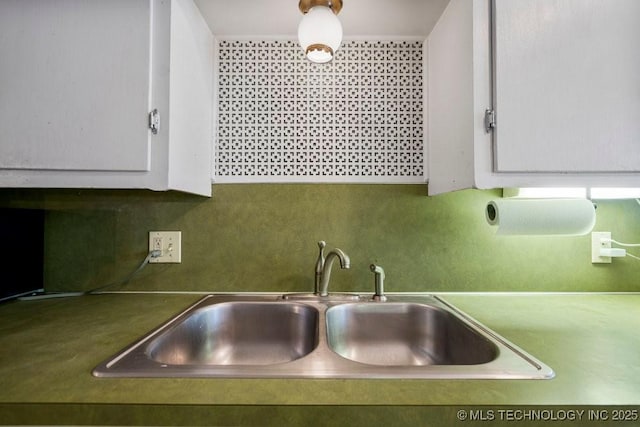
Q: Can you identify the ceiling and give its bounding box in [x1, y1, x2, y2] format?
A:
[194, 0, 450, 37]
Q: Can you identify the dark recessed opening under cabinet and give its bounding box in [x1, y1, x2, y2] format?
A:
[0, 208, 44, 302]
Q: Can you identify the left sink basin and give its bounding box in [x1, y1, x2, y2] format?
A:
[93, 296, 321, 377]
[147, 302, 319, 366]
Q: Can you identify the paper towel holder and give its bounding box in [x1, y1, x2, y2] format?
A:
[486, 198, 597, 236]
[485, 199, 595, 222]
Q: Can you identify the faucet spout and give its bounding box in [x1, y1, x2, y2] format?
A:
[318, 248, 350, 297]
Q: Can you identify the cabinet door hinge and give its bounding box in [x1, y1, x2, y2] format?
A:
[149, 109, 160, 135]
[484, 109, 496, 133]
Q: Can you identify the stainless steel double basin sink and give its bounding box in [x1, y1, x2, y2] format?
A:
[93, 294, 554, 379]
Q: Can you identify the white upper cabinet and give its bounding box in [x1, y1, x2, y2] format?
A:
[0, 1, 152, 172]
[493, 0, 640, 174]
[427, 0, 640, 194]
[0, 0, 214, 196]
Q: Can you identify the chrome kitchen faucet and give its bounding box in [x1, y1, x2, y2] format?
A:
[315, 241, 350, 297]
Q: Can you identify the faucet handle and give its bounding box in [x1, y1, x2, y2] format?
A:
[370, 264, 387, 302]
[314, 241, 326, 294]
[316, 241, 326, 268]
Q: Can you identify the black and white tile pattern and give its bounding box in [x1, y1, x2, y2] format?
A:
[215, 39, 424, 182]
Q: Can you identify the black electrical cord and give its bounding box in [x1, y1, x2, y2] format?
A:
[18, 250, 161, 301]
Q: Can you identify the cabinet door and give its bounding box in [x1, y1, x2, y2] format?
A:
[492, 0, 640, 173]
[0, 0, 152, 171]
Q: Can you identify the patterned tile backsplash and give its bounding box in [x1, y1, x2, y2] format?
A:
[215, 39, 425, 182]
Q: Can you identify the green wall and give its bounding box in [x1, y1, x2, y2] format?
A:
[2, 184, 639, 293]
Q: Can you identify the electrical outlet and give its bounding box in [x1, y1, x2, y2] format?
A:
[591, 231, 611, 264]
[149, 231, 182, 263]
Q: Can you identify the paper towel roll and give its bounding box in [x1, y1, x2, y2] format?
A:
[486, 199, 596, 236]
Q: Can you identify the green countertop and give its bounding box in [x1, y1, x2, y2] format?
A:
[1, 292, 639, 425]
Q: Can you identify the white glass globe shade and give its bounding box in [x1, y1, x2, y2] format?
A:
[297, 6, 343, 63]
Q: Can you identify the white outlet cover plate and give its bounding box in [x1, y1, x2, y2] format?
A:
[149, 231, 182, 263]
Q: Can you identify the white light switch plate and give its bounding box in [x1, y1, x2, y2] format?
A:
[149, 231, 182, 263]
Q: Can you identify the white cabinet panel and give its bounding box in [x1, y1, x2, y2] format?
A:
[0, 0, 151, 171]
[427, 0, 640, 195]
[0, 0, 213, 196]
[493, 0, 640, 173]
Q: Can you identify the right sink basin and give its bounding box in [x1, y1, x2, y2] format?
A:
[326, 303, 498, 366]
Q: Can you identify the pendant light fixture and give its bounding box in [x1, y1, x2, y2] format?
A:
[297, 0, 343, 64]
